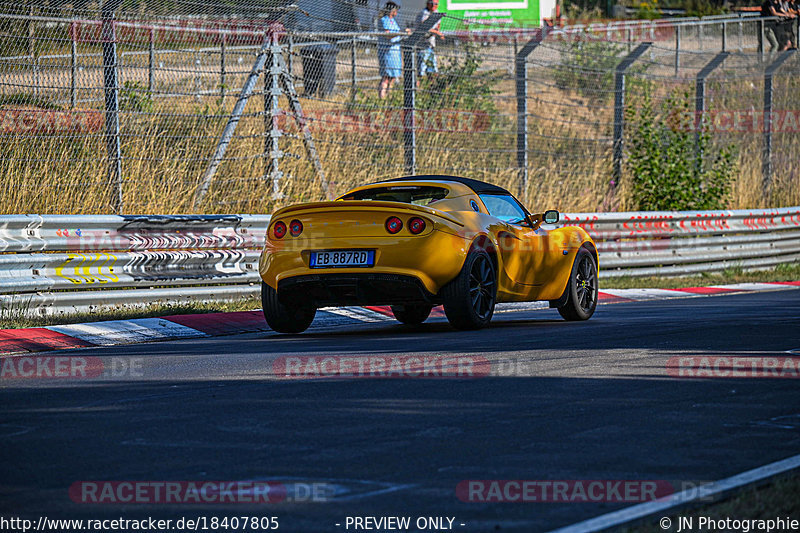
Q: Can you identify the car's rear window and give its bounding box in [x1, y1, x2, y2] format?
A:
[339, 186, 448, 206]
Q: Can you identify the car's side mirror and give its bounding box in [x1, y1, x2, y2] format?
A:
[529, 210, 559, 230]
[544, 210, 560, 224]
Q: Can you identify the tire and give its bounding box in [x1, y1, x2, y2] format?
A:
[261, 282, 316, 334]
[440, 250, 496, 330]
[558, 248, 598, 321]
[391, 304, 433, 325]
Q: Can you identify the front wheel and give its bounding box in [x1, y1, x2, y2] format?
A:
[391, 304, 433, 325]
[558, 248, 598, 321]
[440, 250, 496, 330]
[261, 282, 316, 334]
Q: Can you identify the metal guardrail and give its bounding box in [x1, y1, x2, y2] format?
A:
[561, 206, 800, 277]
[1, 208, 798, 317]
[0, 214, 267, 317]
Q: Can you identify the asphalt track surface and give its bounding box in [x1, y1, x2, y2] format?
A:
[2, 290, 799, 532]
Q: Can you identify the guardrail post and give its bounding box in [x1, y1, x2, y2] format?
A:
[516, 34, 544, 198]
[612, 43, 651, 187]
[695, 52, 728, 161]
[102, 0, 123, 214]
[675, 25, 681, 76]
[70, 22, 77, 108]
[148, 27, 155, 94]
[402, 12, 443, 175]
[763, 49, 796, 194]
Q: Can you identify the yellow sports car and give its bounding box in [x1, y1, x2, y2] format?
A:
[259, 175, 598, 333]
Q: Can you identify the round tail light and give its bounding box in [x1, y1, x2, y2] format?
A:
[272, 221, 287, 239]
[408, 217, 426, 235]
[290, 219, 303, 237]
[385, 216, 403, 234]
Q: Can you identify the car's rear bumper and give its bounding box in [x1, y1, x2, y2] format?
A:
[259, 229, 470, 296]
[278, 273, 439, 307]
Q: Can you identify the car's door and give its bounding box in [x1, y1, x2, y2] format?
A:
[478, 194, 547, 287]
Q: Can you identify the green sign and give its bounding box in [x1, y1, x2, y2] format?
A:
[439, 0, 541, 30]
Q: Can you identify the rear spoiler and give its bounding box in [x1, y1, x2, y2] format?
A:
[272, 200, 465, 227]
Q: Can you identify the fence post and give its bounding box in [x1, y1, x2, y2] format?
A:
[515, 36, 542, 199]
[264, 32, 284, 199]
[758, 20, 764, 62]
[220, 33, 226, 102]
[763, 49, 796, 194]
[287, 34, 294, 77]
[33, 55, 39, 99]
[148, 27, 155, 94]
[721, 21, 727, 51]
[612, 43, 651, 187]
[26, 2, 35, 57]
[351, 35, 357, 103]
[695, 52, 728, 160]
[675, 25, 681, 76]
[698, 22, 704, 51]
[194, 50, 201, 98]
[102, 0, 123, 214]
[738, 18, 743, 52]
[70, 22, 77, 109]
[402, 12, 443, 175]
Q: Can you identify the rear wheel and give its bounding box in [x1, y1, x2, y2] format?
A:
[440, 250, 496, 330]
[558, 248, 598, 321]
[261, 282, 316, 333]
[391, 304, 433, 325]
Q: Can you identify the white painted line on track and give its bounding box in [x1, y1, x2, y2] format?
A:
[48, 318, 205, 346]
[545, 453, 800, 533]
[598, 288, 694, 300]
[709, 282, 794, 291]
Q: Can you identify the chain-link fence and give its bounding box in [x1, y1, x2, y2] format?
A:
[0, 1, 798, 215]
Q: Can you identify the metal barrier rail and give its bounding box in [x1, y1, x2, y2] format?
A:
[561, 206, 800, 277]
[0, 214, 267, 316]
[1, 208, 798, 316]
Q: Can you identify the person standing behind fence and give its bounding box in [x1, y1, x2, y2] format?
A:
[378, 2, 410, 99]
[413, 0, 445, 79]
[762, 0, 790, 54]
[777, 0, 795, 49]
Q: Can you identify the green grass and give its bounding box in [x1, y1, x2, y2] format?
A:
[623, 473, 800, 533]
[0, 263, 797, 330]
[602, 263, 800, 290]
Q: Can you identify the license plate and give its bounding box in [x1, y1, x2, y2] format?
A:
[310, 250, 375, 268]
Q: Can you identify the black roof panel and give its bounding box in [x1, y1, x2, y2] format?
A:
[378, 175, 511, 195]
